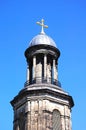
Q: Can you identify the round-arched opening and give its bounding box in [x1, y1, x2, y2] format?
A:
[53, 109, 61, 130]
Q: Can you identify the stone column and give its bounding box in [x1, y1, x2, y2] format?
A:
[25, 113, 29, 130]
[31, 101, 35, 130]
[64, 105, 71, 130]
[53, 59, 57, 80]
[16, 124, 19, 130]
[25, 102, 31, 130]
[33, 56, 36, 80]
[13, 121, 19, 130]
[56, 62, 58, 81]
[26, 65, 29, 81]
[47, 63, 51, 83]
[60, 115, 65, 130]
[44, 54, 47, 79]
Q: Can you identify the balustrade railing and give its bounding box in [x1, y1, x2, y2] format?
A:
[24, 77, 61, 87]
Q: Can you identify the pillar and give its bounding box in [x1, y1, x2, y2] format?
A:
[16, 124, 19, 130]
[47, 63, 51, 83]
[53, 59, 57, 80]
[25, 102, 31, 130]
[13, 121, 19, 130]
[60, 115, 65, 130]
[33, 56, 36, 80]
[26, 65, 29, 81]
[56, 62, 58, 81]
[44, 54, 47, 79]
[64, 106, 71, 130]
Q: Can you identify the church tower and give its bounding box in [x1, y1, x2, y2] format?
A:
[11, 19, 74, 130]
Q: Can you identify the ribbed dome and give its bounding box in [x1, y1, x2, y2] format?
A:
[29, 33, 57, 48]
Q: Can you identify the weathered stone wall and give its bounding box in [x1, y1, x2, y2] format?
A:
[13, 98, 72, 130]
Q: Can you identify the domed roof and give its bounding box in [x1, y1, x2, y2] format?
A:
[29, 19, 57, 48]
[29, 33, 57, 48]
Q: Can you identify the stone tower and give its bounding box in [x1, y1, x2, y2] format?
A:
[11, 19, 74, 130]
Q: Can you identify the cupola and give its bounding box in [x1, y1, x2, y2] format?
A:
[24, 19, 61, 87]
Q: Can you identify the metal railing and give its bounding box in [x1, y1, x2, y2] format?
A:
[24, 77, 61, 87]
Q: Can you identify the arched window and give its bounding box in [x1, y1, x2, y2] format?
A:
[53, 109, 61, 130]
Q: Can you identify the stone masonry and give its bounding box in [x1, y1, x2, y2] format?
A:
[11, 22, 74, 130]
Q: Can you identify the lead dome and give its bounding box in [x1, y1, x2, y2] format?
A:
[29, 33, 57, 48]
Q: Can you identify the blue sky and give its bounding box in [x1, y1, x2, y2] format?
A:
[0, 0, 86, 130]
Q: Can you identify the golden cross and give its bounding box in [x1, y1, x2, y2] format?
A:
[36, 19, 48, 34]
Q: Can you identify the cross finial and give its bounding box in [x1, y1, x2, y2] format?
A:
[36, 19, 48, 34]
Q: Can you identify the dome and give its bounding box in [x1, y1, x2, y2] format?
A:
[29, 33, 57, 48]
